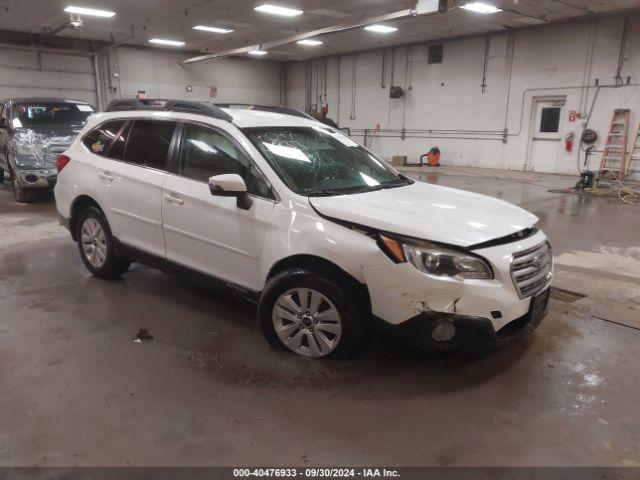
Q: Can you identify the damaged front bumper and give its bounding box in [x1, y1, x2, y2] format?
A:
[378, 288, 549, 351]
[10, 128, 74, 190]
[363, 230, 552, 351]
[14, 167, 57, 189]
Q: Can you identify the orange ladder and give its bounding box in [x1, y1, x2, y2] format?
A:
[627, 122, 640, 177]
[599, 109, 631, 181]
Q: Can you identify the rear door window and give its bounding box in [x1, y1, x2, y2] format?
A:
[124, 120, 176, 171]
[83, 121, 127, 156]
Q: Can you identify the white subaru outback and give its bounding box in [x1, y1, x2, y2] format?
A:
[54, 100, 553, 359]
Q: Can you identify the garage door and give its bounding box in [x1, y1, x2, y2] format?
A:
[0, 47, 97, 106]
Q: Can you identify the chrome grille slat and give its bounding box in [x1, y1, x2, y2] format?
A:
[512, 244, 548, 266]
[510, 242, 553, 299]
[518, 269, 550, 288]
[512, 265, 538, 277]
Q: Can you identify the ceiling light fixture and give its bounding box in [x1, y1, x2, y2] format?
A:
[364, 24, 398, 34]
[255, 4, 303, 17]
[297, 39, 323, 46]
[149, 38, 186, 47]
[460, 2, 502, 14]
[248, 50, 268, 56]
[64, 6, 116, 17]
[193, 25, 234, 34]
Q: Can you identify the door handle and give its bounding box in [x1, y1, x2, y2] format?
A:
[164, 193, 184, 206]
[99, 171, 114, 181]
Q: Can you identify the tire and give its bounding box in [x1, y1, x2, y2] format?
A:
[258, 268, 368, 359]
[0, 168, 4, 183]
[76, 206, 130, 280]
[9, 167, 36, 203]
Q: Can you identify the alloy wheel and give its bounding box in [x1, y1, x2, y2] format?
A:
[81, 218, 108, 269]
[272, 288, 343, 358]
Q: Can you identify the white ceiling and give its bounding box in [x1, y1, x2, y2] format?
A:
[0, 0, 638, 61]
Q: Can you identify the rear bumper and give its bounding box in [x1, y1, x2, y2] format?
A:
[384, 288, 550, 351]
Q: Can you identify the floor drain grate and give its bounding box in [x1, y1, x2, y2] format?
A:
[550, 287, 587, 303]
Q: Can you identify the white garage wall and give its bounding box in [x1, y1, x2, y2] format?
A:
[103, 45, 284, 107]
[285, 13, 640, 176]
[0, 45, 97, 105]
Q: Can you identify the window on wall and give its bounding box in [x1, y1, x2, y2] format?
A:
[428, 44, 444, 64]
[540, 107, 561, 133]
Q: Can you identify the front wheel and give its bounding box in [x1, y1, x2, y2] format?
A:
[76, 206, 130, 280]
[258, 268, 367, 359]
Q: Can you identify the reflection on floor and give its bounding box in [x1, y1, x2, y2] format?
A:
[0, 168, 638, 467]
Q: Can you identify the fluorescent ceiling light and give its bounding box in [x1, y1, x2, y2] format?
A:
[149, 38, 186, 47]
[297, 39, 323, 46]
[364, 24, 398, 34]
[264, 143, 310, 162]
[460, 2, 502, 14]
[255, 4, 303, 17]
[248, 50, 268, 56]
[64, 6, 115, 17]
[193, 25, 234, 34]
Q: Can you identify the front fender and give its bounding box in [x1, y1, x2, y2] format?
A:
[260, 198, 391, 286]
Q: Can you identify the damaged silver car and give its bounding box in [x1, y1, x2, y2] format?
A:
[0, 97, 95, 202]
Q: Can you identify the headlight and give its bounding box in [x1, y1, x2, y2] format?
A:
[379, 234, 494, 279]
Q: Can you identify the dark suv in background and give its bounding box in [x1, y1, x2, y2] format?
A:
[0, 97, 95, 202]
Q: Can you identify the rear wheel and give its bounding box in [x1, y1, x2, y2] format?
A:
[76, 206, 130, 279]
[258, 268, 367, 359]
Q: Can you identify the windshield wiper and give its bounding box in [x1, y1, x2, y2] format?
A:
[304, 178, 410, 197]
[304, 189, 351, 197]
[351, 179, 409, 194]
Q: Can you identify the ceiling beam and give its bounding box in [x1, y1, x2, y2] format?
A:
[180, 7, 434, 65]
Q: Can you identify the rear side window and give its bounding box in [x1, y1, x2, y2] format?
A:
[83, 121, 126, 156]
[124, 120, 176, 170]
[108, 122, 131, 160]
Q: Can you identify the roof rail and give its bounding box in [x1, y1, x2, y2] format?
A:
[214, 103, 315, 120]
[105, 98, 233, 122]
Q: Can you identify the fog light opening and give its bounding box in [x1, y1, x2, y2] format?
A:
[24, 174, 38, 184]
[432, 321, 456, 342]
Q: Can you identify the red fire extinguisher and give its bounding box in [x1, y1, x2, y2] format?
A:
[321, 101, 329, 115]
[565, 132, 575, 152]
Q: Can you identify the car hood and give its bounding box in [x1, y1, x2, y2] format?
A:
[11, 126, 80, 169]
[309, 181, 539, 248]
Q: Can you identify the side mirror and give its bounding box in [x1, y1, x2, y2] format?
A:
[209, 174, 253, 210]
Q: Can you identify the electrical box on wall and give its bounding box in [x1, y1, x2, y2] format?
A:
[390, 86, 404, 98]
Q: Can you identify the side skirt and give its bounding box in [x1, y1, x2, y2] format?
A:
[113, 238, 261, 305]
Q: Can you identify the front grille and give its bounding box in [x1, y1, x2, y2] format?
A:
[510, 242, 553, 299]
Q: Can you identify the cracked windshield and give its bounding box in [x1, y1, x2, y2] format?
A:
[243, 126, 411, 196]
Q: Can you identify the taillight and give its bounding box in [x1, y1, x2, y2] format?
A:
[57, 154, 71, 173]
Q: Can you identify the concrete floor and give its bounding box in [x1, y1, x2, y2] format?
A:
[0, 168, 639, 467]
